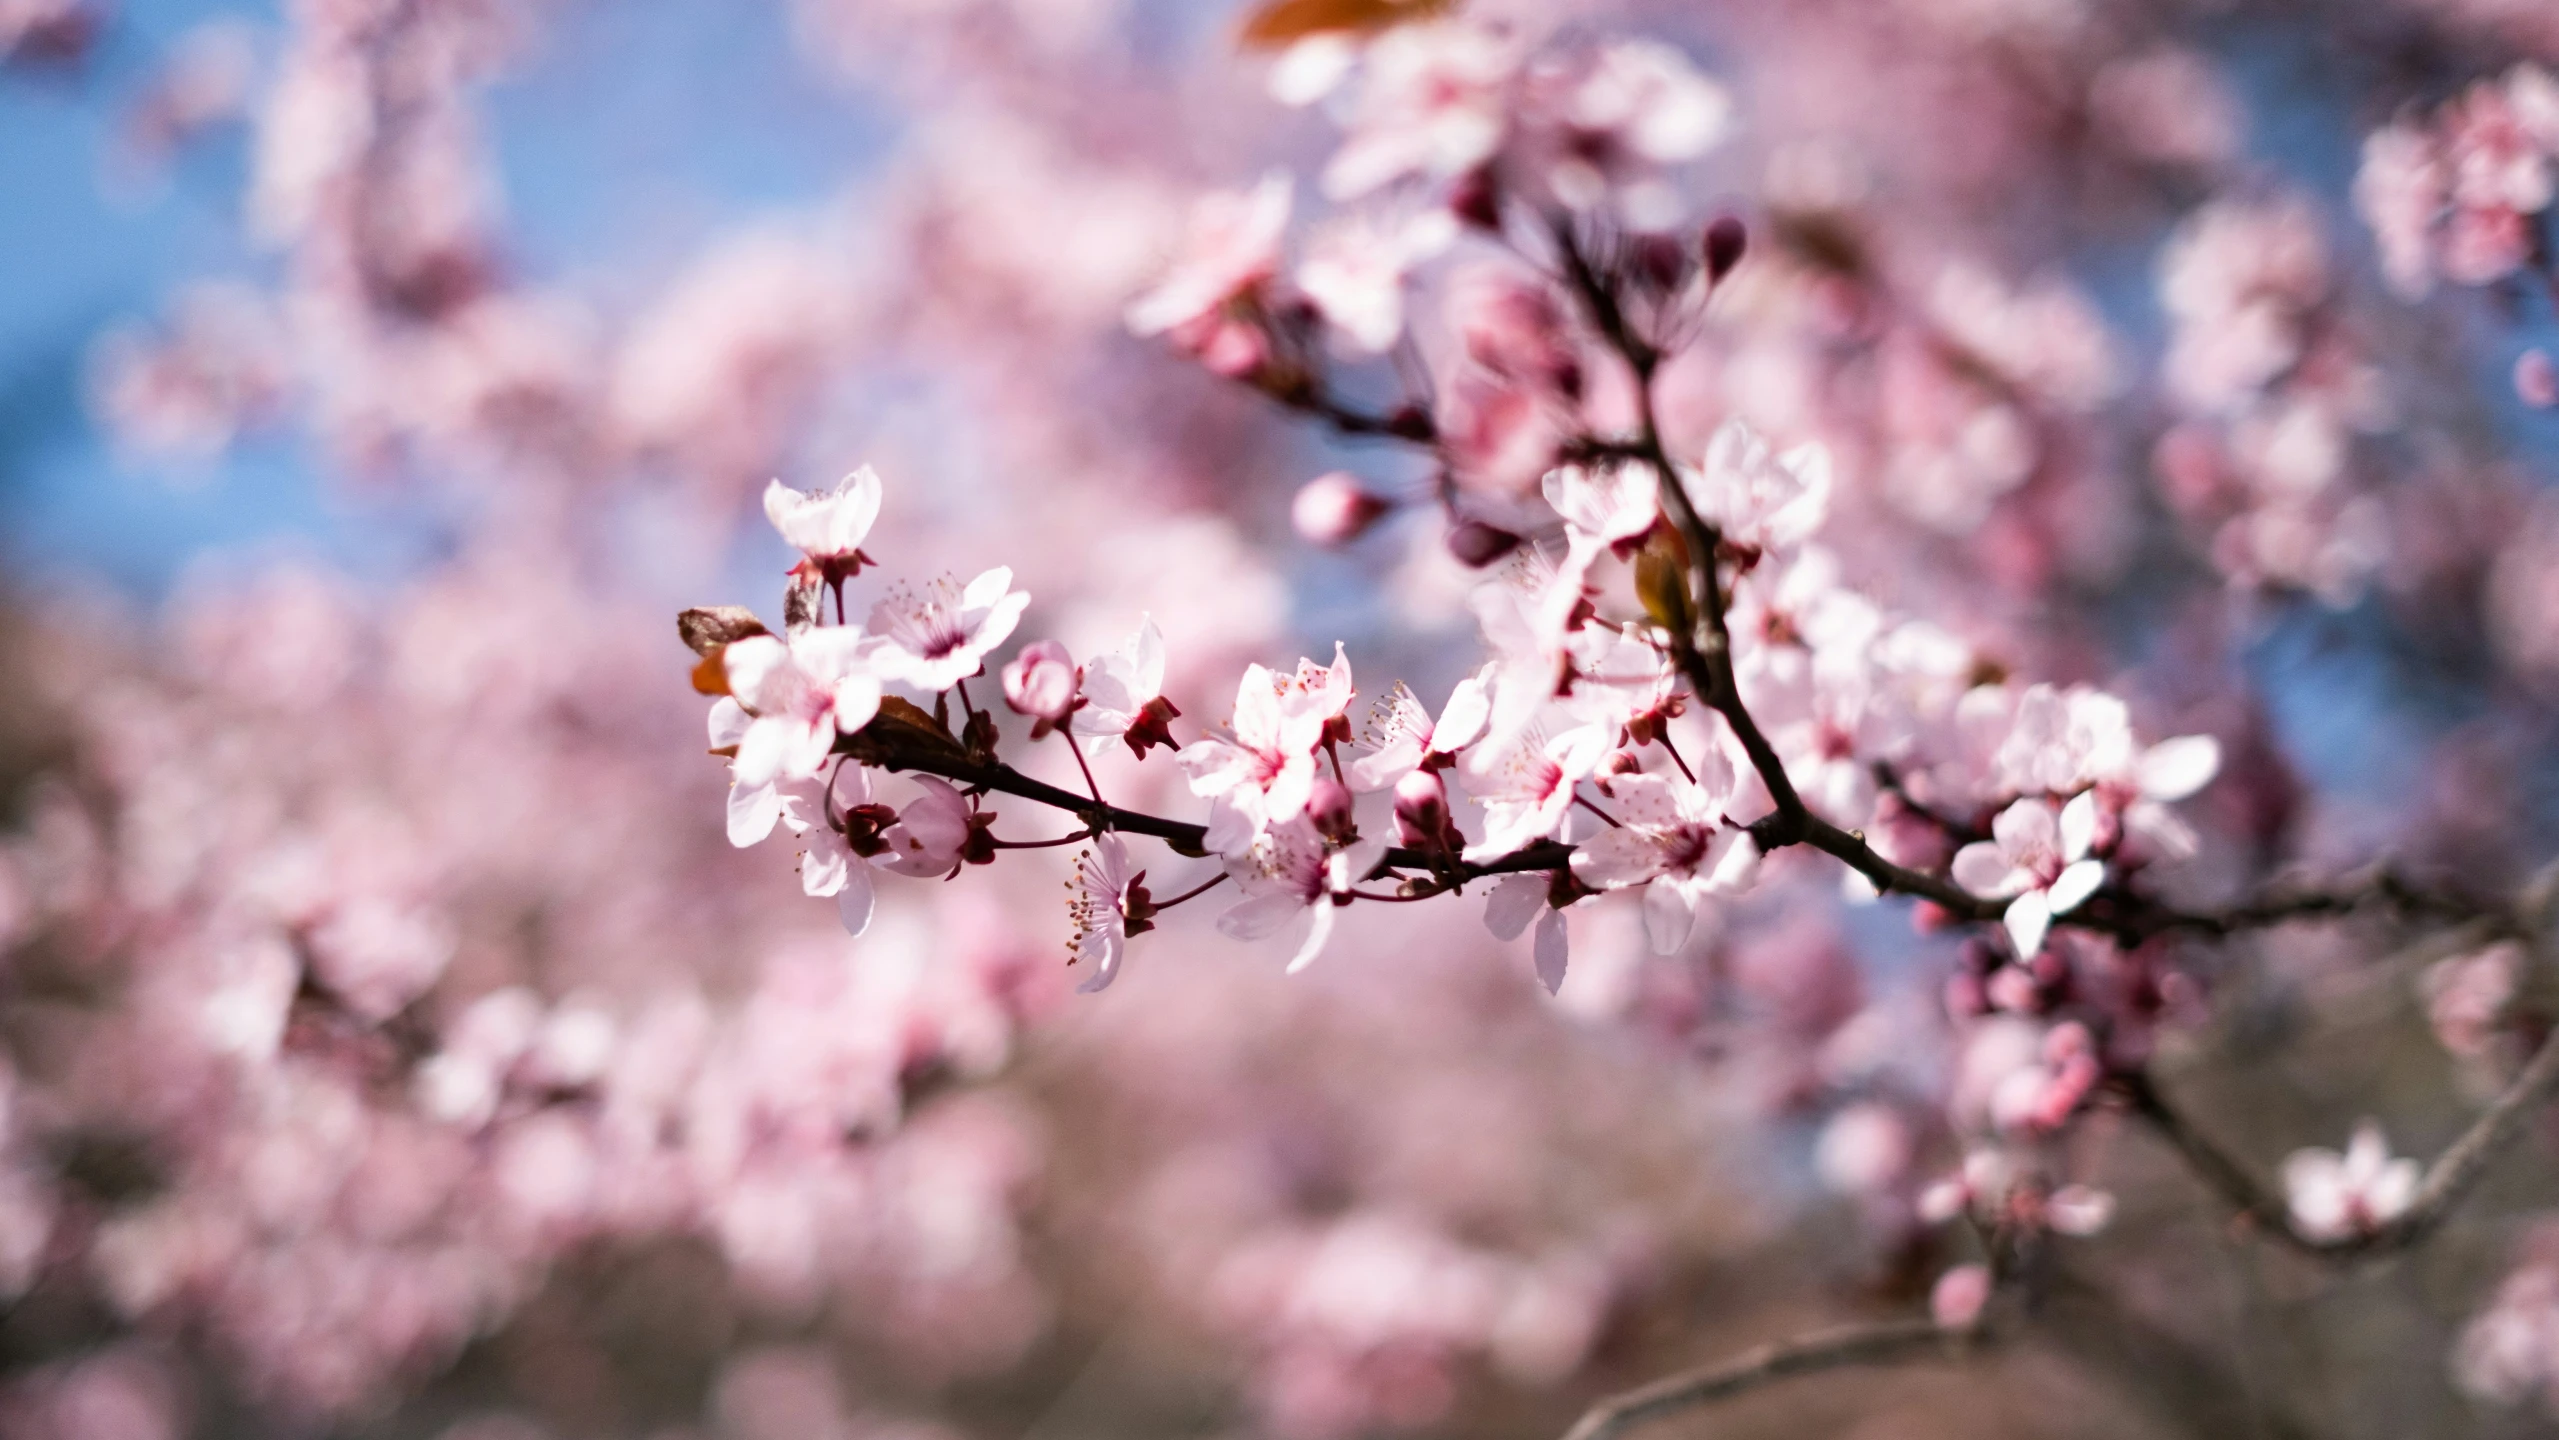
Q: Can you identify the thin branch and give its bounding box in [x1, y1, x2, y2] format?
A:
[1560, 1317, 1977, 1440]
[2119, 1024, 2559, 1260]
[836, 722, 1573, 881]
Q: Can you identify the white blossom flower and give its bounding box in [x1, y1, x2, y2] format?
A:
[762, 465, 882, 572]
[1178, 651, 1350, 855]
[1569, 762, 1759, 952]
[1217, 819, 1388, 973]
[1681, 420, 1832, 557]
[1071, 616, 1180, 758]
[1952, 793, 2107, 957]
[1127, 172, 1291, 339]
[2284, 1122, 2421, 1241]
[1299, 209, 1456, 354]
[1068, 833, 1152, 994]
[1460, 723, 1609, 862]
[1346, 665, 1493, 792]
[864, 567, 1031, 692]
[721, 628, 882, 791]
[1323, 22, 1520, 200]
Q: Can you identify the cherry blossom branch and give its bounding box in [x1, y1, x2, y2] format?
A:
[2101, 865, 2500, 943]
[2117, 1020, 2559, 1259]
[833, 717, 1573, 880]
[1558, 1315, 1981, 1440]
[1540, 217, 2516, 954]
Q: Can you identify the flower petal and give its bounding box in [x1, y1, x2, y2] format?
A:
[835, 862, 876, 938]
[1532, 908, 1570, 995]
[1483, 873, 1546, 940]
[2003, 889, 2053, 958]
[1641, 877, 1697, 954]
[2047, 858, 2105, 915]
[2138, 735, 2221, 802]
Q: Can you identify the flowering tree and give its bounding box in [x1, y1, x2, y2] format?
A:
[10, 0, 2559, 1437]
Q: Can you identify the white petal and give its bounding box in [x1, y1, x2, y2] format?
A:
[1532, 909, 1570, 995]
[722, 635, 793, 712]
[1571, 827, 1666, 890]
[2138, 735, 2221, 802]
[1991, 798, 2059, 861]
[835, 863, 876, 938]
[1219, 891, 1309, 941]
[1951, 841, 2015, 896]
[972, 586, 1031, 657]
[1075, 929, 1124, 994]
[1346, 738, 1422, 793]
[1483, 873, 1546, 940]
[1284, 901, 1337, 974]
[830, 672, 883, 734]
[831, 465, 883, 552]
[1329, 839, 1389, 895]
[727, 780, 783, 847]
[800, 832, 850, 898]
[2004, 890, 2053, 958]
[961, 565, 1016, 610]
[1701, 831, 1760, 894]
[2059, 789, 2099, 861]
[2047, 858, 2106, 915]
[1642, 877, 1698, 954]
[708, 697, 751, 750]
[1430, 666, 1494, 754]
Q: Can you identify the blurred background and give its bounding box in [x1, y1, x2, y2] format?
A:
[4, 0, 2559, 1436]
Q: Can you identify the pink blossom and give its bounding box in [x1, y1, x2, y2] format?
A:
[1951, 795, 2106, 957]
[1347, 667, 1493, 792]
[1929, 1264, 1991, 1328]
[1298, 210, 1455, 354]
[2355, 124, 2447, 299]
[1292, 473, 1394, 546]
[721, 630, 883, 789]
[762, 466, 883, 576]
[1568, 763, 1759, 953]
[1459, 724, 1608, 862]
[2283, 1122, 2421, 1241]
[1127, 173, 1291, 346]
[1218, 819, 1387, 973]
[864, 568, 1031, 692]
[1682, 421, 1831, 557]
[1001, 639, 1080, 735]
[1069, 617, 1179, 758]
[1322, 23, 1520, 201]
[1067, 833, 1146, 993]
[1179, 661, 1337, 855]
[2517, 349, 2559, 408]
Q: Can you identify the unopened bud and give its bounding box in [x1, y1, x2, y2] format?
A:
[1703, 215, 1748, 285]
[1629, 233, 1689, 295]
[1393, 769, 1452, 849]
[2518, 348, 2559, 409]
[1308, 776, 1357, 844]
[1292, 473, 1393, 546]
[1002, 639, 1081, 735]
[1449, 166, 1502, 230]
[1446, 519, 1522, 568]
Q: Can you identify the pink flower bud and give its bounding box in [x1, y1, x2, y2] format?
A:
[2517, 348, 2559, 409]
[1292, 473, 1393, 546]
[1703, 215, 1747, 284]
[1002, 640, 1080, 736]
[1393, 769, 1452, 848]
[1930, 1264, 1991, 1329]
[1307, 775, 1357, 845]
[1446, 519, 1522, 568]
